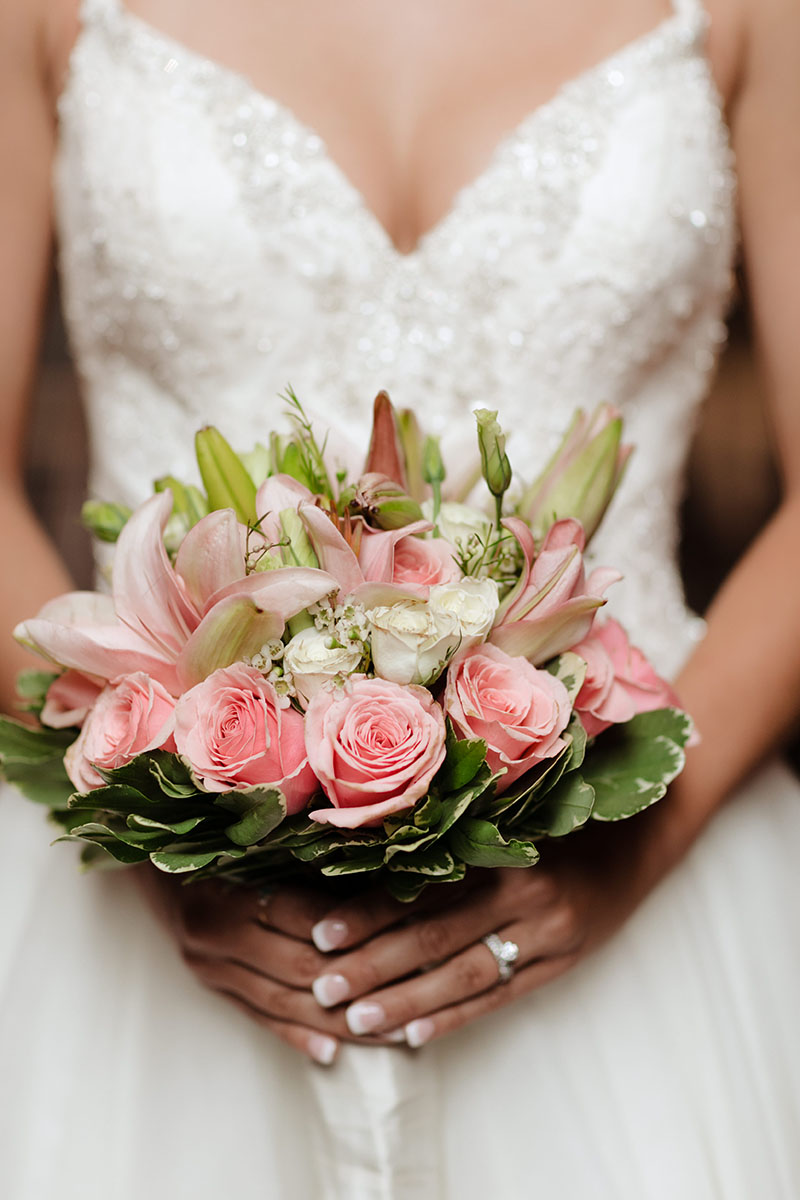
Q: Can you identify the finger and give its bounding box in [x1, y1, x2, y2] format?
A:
[185, 952, 400, 1046]
[402, 954, 578, 1048]
[310, 876, 479, 954]
[221, 993, 340, 1066]
[311, 885, 508, 1007]
[337, 919, 546, 1036]
[256, 885, 334, 941]
[182, 912, 330, 990]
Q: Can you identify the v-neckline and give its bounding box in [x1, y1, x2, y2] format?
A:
[64, 0, 702, 260]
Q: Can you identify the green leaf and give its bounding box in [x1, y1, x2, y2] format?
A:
[128, 814, 205, 836]
[68, 783, 157, 813]
[321, 853, 385, 877]
[519, 772, 595, 837]
[387, 844, 456, 877]
[545, 652, 588, 705]
[584, 707, 692, 821]
[448, 818, 540, 868]
[0, 715, 74, 760]
[219, 787, 288, 847]
[1, 757, 74, 809]
[56, 828, 151, 865]
[150, 848, 228, 873]
[14, 670, 60, 716]
[148, 754, 199, 799]
[385, 862, 466, 902]
[438, 725, 487, 792]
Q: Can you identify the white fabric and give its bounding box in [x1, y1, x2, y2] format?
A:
[1, 0, 799, 1194]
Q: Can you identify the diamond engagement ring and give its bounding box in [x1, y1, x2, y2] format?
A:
[481, 933, 520, 983]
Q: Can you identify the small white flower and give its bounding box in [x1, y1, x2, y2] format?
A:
[367, 599, 461, 686]
[283, 626, 364, 707]
[429, 578, 500, 648]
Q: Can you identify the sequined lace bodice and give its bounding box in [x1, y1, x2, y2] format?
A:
[54, 0, 736, 676]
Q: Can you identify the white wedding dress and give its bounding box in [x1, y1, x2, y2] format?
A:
[2, 0, 799, 1195]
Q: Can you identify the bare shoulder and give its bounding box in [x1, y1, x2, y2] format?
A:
[735, 0, 800, 90]
[0, 0, 82, 113]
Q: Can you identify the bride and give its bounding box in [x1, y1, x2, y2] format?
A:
[1, 0, 799, 1195]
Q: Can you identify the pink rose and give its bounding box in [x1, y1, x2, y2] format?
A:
[306, 677, 447, 828]
[41, 670, 103, 729]
[174, 662, 316, 811]
[390, 535, 462, 592]
[444, 644, 571, 792]
[64, 672, 176, 792]
[571, 619, 682, 738]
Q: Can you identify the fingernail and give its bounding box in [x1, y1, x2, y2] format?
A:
[312, 973, 350, 1008]
[405, 1018, 435, 1049]
[312, 918, 349, 952]
[308, 1034, 338, 1066]
[385, 1029, 407, 1043]
[345, 1001, 385, 1035]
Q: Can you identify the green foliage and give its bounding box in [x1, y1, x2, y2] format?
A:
[584, 708, 692, 821]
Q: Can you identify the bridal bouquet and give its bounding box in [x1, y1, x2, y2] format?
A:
[0, 393, 691, 900]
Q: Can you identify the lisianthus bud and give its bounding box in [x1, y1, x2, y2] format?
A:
[475, 408, 512, 501]
[195, 426, 258, 524]
[350, 472, 425, 530]
[516, 405, 632, 545]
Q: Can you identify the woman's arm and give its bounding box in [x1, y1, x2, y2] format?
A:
[302, 0, 800, 1046]
[0, 0, 75, 714]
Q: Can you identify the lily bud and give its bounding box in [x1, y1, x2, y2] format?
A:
[278, 509, 320, 569]
[154, 475, 209, 528]
[241, 442, 271, 488]
[475, 408, 512, 502]
[350, 472, 425, 530]
[195, 426, 258, 524]
[397, 408, 426, 501]
[81, 500, 132, 544]
[517, 405, 632, 545]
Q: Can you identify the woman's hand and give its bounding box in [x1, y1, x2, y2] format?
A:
[133, 868, 411, 1065]
[308, 801, 689, 1047]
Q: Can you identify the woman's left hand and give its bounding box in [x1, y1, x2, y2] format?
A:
[309, 803, 688, 1047]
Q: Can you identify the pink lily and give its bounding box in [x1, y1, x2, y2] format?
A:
[16, 491, 338, 693]
[489, 517, 620, 664]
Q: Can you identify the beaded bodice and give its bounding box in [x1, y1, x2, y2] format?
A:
[54, 0, 736, 676]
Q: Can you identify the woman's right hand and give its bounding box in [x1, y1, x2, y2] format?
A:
[134, 867, 406, 1065]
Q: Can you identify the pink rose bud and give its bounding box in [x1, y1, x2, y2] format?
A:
[174, 662, 317, 811]
[64, 672, 176, 793]
[444, 644, 571, 793]
[571, 619, 683, 738]
[306, 677, 447, 828]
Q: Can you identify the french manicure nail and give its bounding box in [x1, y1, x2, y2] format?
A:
[346, 1001, 386, 1035]
[405, 1018, 435, 1049]
[312, 973, 350, 1008]
[385, 1029, 407, 1043]
[308, 1034, 338, 1066]
[312, 918, 349, 952]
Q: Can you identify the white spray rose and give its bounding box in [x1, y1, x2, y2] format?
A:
[367, 600, 461, 686]
[283, 627, 364, 707]
[429, 578, 499, 649]
[422, 500, 493, 554]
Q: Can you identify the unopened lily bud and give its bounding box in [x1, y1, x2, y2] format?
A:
[81, 500, 132, 543]
[278, 509, 320, 569]
[517, 405, 632, 544]
[241, 443, 271, 488]
[154, 475, 209, 528]
[195, 426, 257, 524]
[350, 472, 425, 530]
[475, 408, 512, 500]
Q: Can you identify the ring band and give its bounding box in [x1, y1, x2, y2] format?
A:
[481, 932, 520, 983]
